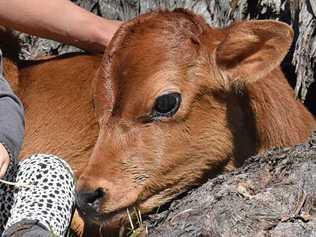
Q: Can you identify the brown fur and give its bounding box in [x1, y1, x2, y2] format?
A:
[18, 55, 101, 175]
[1, 9, 315, 236]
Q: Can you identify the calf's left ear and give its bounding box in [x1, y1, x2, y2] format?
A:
[215, 20, 293, 86]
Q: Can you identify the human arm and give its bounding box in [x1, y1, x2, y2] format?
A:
[0, 61, 24, 178]
[0, 0, 121, 53]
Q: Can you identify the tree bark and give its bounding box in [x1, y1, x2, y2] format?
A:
[145, 133, 316, 237]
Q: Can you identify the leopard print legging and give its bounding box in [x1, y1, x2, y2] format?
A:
[0, 154, 75, 236]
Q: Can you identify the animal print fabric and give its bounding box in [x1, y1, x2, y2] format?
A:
[0, 154, 75, 236]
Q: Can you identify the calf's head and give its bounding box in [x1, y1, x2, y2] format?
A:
[77, 9, 293, 227]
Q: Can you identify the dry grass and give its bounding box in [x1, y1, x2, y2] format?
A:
[125, 207, 148, 237]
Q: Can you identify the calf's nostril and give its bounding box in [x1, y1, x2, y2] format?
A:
[78, 187, 106, 207]
[93, 187, 105, 202]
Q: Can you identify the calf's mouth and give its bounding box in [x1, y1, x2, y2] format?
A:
[76, 187, 177, 231]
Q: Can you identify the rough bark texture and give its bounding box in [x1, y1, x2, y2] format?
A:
[15, 0, 316, 112]
[145, 132, 316, 237]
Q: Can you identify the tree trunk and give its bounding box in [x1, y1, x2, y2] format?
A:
[144, 132, 316, 237]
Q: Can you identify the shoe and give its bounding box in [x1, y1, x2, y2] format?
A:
[2, 219, 53, 237]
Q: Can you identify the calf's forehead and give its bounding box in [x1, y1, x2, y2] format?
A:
[109, 26, 203, 116]
[113, 26, 199, 77]
[109, 10, 213, 84]
[103, 10, 226, 118]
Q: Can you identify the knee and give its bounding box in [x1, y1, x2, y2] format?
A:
[18, 154, 75, 183]
[28, 154, 72, 171]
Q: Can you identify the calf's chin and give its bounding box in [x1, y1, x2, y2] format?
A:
[76, 9, 315, 232]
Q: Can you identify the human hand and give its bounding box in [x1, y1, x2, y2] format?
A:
[0, 143, 10, 178]
[60, 18, 123, 53]
[103, 20, 123, 47]
[0, 0, 124, 54]
[85, 19, 123, 53]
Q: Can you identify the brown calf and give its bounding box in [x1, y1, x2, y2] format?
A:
[75, 9, 315, 233]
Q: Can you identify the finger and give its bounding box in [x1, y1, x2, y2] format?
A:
[0, 159, 9, 178]
[0, 160, 3, 177]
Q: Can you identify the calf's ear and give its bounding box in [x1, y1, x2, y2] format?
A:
[215, 20, 293, 86]
[92, 58, 113, 125]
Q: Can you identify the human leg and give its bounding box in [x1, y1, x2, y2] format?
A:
[1, 154, 75, 237]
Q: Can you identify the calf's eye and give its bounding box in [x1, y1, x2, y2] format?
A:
[152, 92, 181, 117]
